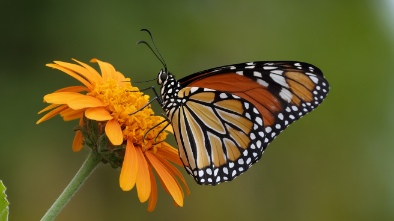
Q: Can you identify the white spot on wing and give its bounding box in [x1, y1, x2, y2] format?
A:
[292, 106, 298, 111]
[270, 74, 289, 88]
[256, 117, 263, 126]
[250, 133, 256, 140]
[220, 93, 228, 99]
[279, 88, 292, 103]
[253, 71, 262, 77]
[310, 76, 319, 83]
[270, 70, 284, 75]
[257, 79, 269, 87]
[190, 87, 198, 93]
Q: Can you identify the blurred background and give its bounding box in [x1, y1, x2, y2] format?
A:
[1, 1, 394, 220]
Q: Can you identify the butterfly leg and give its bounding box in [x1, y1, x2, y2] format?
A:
[141, 118, 170, 151]
[128, 86, 164, 116]
[130, 86, 163, 103]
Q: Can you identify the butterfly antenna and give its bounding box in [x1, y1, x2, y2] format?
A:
[133, 78, 157, 84]
[138, 29, 168, 72]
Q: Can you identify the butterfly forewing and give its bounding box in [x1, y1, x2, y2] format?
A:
[160, 61, 329, 185]
[179, 61, 329, 146]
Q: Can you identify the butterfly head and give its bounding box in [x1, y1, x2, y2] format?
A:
[157, 69, 180, 99]
[157, 69, 168, 85]
[157, 69, 178, 88]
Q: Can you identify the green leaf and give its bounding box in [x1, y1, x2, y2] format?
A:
[0, 181, 9, 221]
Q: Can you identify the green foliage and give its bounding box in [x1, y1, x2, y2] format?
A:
[0, 181, 9, 221]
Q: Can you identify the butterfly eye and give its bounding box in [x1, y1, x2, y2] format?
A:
[157, 69, 168, 85]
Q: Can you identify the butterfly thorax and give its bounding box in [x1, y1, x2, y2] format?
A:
[159, 72, 183, 116]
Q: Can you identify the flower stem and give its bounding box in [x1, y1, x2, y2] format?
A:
[40, 151, 102, 221]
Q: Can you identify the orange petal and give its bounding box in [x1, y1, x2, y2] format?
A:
[91, 59, 119, 82]
[38, 103, 62, 114]
[145, 151, 183, 207]
[62, 112, 83, 121]
[157, 142, 183, 166]
[54, 61, 99, 86]
[46, 63, 93, 90]
[153, 162, 184, 201]
[85, 107, 113, 121]
[43, 92, 75, 104]
[54, 85, 88, 93]
[105, 119, 123, 145]
[135, 148, 151, 203]
[155, 154, 190, 196]
[60, 108, 84, 121]
[114, 71, 127, 85]
[72, 131, 84, 152]
[120, 139, 138, 191]
[44, 92, 104, 109]
[72, 58, 103, 84]
[147, 164, 158, 212]
[157, 173, 170, 196]
[36, 105, 69, 124]
[67, 95, 105, 110]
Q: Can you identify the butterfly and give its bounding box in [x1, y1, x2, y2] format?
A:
[156, 61, 329, 185]
[140, 30, 330, 185]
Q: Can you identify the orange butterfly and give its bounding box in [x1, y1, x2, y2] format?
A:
[139, 29, 330, 185]
[157, 61, 329, 185]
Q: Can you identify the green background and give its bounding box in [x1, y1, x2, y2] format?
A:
[1, 1, 394, 220]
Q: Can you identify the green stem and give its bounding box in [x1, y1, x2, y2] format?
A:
[40, 151, 102, 221]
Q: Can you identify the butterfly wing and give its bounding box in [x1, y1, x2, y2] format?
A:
[179, 61, 329, 146]
[168, 61, 329, 185]
[169, 87, 266, 185]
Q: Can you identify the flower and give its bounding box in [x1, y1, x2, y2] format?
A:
[37, 58, 189, 211]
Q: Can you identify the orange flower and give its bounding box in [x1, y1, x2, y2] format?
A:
[37, 59, 189, 211]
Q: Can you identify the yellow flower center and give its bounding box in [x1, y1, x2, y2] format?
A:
[88, 79, 168, 149]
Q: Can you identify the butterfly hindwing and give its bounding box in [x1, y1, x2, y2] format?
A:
[169, 87, 266, 185]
